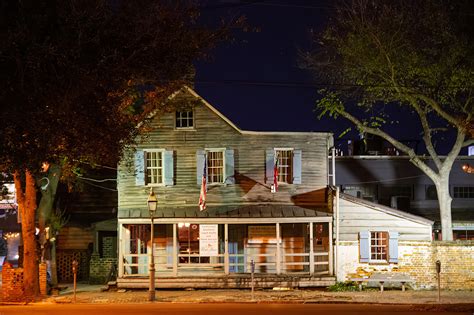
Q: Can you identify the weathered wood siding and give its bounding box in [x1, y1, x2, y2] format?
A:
[337, 197, 432, 241]
[118, 89, 331, 218]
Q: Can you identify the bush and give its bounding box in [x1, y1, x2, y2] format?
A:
[327, 281, 358, 292]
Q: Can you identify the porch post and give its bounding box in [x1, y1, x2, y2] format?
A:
[118, 223, 124, 278]
[224, 223, 229, 275]
[309, 222, 314, 275]
[329, 221, 334, 275]
[172, 223, 178, 276]
[276, 223, 281, 275]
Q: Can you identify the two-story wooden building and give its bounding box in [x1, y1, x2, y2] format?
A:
[116, 86, 336, 288]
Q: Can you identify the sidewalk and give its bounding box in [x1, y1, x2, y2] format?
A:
[38, 283, 474, 311]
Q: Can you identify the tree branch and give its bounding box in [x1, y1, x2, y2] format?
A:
[335, 107, 439, 181]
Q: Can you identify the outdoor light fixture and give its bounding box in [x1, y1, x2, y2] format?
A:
[462, 164, 473, 174]
[147, 188, 157, 302]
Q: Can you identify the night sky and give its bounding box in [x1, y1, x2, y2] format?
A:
[193, 1, 467, 155]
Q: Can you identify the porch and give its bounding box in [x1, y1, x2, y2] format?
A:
[118, 209, 334, 288]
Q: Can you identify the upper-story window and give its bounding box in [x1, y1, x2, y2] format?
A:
[134, 149, 174, 186]
[453, 186, 474, 198]
[265, 148, 302, 186]
[196, 149, 235, 185]
[145, 150, 163, 185]
[275, 149, 293, 183]
[175, 110, 194, 129]
[207, 150, 224, 184]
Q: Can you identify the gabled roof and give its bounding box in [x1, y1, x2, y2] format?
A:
[340, 193, 434, 226]
[147, 85, 333, 138]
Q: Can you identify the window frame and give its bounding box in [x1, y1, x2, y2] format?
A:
[205, 148, 226, 185]
[144, 149, 166, 187]
[274, 148, 294, 184]
[175, 109, 195, 130]
[453, 186, 474, 198]
[369, 231, 389, 263]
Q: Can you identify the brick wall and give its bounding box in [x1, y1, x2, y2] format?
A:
[102, 236, 117, 258]
[89, 252, 117, 284]
[1, 262, 25, 301]
[337, 240, 474, 290]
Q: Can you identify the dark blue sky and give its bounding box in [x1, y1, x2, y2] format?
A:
[193, 1, 467, 155]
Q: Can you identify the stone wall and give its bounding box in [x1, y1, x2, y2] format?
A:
[89, 252, 117, 284]
[337, 240, 474, 290]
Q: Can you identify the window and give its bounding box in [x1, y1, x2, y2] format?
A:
[453, 186, 474, 198]
[145, 150, 163, 185]
[265, 149, 302, 185]
[343, 185, 377, 201]
[175, 110, 194, 129]
[359, 231, 398, 264]
[207, 150, 224, 184]
[275, 149, 293, 183]
[370, 231, 388, 261]
[425, 185, 437, 200]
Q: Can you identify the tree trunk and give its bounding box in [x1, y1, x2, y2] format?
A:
[14, 171, 39, 300]
[436, 174, 453, 241]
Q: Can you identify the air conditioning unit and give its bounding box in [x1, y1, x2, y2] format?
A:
[390, 196, 410, 211]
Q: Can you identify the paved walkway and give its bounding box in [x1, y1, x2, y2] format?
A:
[38, 283, 474, 309]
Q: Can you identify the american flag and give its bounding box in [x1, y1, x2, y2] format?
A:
[199, 156, 207, 211]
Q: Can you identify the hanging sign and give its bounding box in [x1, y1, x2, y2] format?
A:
[199, 224, 218, 256]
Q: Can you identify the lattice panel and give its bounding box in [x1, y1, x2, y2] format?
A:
[57, 250, 89, 282]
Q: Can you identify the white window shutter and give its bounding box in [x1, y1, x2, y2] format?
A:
[225, 149, 235, 184]
[134, 150, 145, 186]
[196, 150, 206, 185]
[388, 231, 399, 263]
[292, 149, 302, 184]
[359, 231, 370, 263]
[163, 150, 174, 186]
[265, 149, 274, 184]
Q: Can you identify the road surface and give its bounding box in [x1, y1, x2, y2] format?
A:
[0, 303, 472, 315]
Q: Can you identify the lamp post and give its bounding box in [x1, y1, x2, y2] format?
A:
[147, 188, 158, 302]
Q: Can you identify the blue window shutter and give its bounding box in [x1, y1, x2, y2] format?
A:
[134, 150, 145, 186]
[292, 149, 302, 184]
[225, 149, 235, 184]
[388, 231, 399, 263]
[196, 150, 206, 185]
[163, 150, 174, 186]
[265, 149, 274, 184]
[359, 231, 370, 263]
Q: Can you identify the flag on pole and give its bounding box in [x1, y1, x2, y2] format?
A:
[199, 155, 207, 211]
[272, 153, 279, 193]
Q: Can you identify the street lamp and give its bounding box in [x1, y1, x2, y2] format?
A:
[147, 188, 158, 302]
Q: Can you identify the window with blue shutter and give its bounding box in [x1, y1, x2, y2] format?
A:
[134, 150, 145, 186]
[388, 231, 399, 263]
[359, 231, 370, 263]
[197, 149, 235, 185]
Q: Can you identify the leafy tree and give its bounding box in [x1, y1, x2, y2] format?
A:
[302, 0, 473, 240]
[0, 0, 232, 299]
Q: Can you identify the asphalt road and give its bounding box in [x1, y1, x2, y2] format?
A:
[0, 303, 472, 315]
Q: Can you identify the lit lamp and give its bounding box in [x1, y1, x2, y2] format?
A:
[462, 164, 473, 174]
[147, 188, 158, 302]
